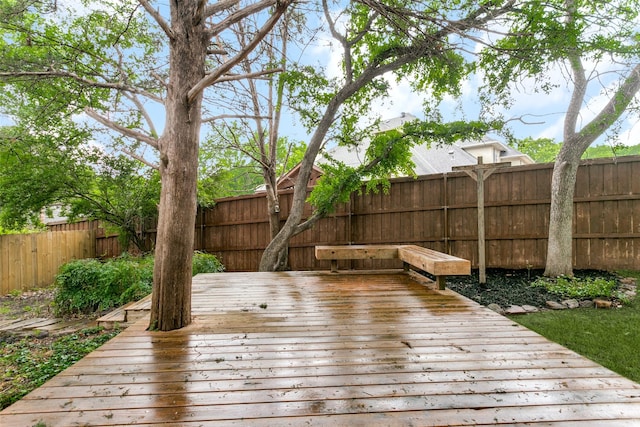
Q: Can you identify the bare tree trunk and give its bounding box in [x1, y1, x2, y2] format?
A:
[265, 182, 288, 269]
[544, 145, 580, 277]
[149, 2, 206, 331]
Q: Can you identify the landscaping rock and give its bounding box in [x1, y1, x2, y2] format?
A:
[521, 305, 539, 313]
[562, 299, 580, 309]
[619, 281, 637, 300]
[579, 300, 594, 308]
[546, 301, 566, 310]
[594, 299, 613, 309]
[505, 305, 527, 315]
[487, 303, 504, 314]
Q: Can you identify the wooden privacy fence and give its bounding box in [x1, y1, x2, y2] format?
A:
[0, 230, 96, 294]
[50, 156, 640, 272]
[203, 156, 640, 272]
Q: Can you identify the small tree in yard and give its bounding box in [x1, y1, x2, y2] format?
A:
[199, 8, 307, 270]
[0, 123, 160, 251]
[0, 0, 294, 331]
[479, 0, 640, 277]
[259, 0, 520, 271]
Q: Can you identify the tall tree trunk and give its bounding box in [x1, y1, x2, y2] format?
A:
[265, 183, 288, 270]
[543, 145, 581, 277]
[149, 2, 206, 331]
[543, 44, 640, 277]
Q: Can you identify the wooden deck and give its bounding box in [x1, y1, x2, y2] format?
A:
[2, 270, 640, 426]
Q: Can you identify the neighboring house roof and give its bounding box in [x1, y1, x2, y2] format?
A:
[40, 204, 70, 225]
[320, 113, 534, 175]
[273, 163, 323, 191]
[254, 163, 323, 193]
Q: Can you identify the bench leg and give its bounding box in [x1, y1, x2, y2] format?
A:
[330, 259, 338, 273]
[436, 276, 446, 290]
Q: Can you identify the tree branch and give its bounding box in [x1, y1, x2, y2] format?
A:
[188, 1, 291, 103]
[202, 113, 271, 123]
[323, 0, 352, 83]
[0, 70, 164, 104]
[204, 0, 240, 18]
[563, 0, 586, 141]
[214, 68, 283, 83]
[138, 0, 174, 40]
[207, 0, 277, 37]
[577, 64, 640, 145]
[122, 92, 159, 138]
[85, 107, 159, 150]
[121, 147, 159, 170]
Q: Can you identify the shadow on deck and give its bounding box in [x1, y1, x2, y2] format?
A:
[2, 270, 640, 426]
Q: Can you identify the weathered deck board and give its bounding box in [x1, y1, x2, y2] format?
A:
[2, 270, 640, 426]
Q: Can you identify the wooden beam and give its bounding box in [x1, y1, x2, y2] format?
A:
[452, 157, 511, 284]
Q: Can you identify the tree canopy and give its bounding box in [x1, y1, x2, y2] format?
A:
[0, 121, 160, 250]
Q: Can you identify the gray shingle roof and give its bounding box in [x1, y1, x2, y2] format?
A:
[320, 114, 533, 175]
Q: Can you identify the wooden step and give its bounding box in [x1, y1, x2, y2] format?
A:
[124, 294, 152, 323]
[0, 317, 50, 331]
[96, 294, 152, 329]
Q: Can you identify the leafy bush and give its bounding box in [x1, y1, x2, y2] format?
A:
[53, 252, 223, 316]
[192, 251, 225, 275]
[53, 259, 104, 315]
[531, 275, 618, 299]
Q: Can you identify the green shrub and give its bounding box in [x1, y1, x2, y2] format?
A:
[117, 254, 154, 305]
[531, 275, 618, 299]
[53, 252, 223, 316]
[53, 259, 104, 315]
[192, 251, 225, 275]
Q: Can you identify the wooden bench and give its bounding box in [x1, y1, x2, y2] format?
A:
[315, 244, 470, 290]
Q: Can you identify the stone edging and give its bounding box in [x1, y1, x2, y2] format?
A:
[489, 277, 637, 315]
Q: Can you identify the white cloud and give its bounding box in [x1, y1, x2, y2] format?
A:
[367, 77, 428, 121]
[617, 119, 640, 145]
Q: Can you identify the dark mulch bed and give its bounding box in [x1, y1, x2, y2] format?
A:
[445, 269, 620, 308]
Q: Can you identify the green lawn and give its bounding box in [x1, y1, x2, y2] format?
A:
[511, 296, 640, 383]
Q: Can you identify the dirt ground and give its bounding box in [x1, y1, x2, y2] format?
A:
[0, 288, 57, 321]
[0, 288, 100, 343]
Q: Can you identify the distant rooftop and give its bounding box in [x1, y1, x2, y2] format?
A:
[320, 113, 534, 175]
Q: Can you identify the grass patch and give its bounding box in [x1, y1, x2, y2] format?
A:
[0, 304, 11, 315]
[511, 297, 640, 383]
[0, 326, 120, 410]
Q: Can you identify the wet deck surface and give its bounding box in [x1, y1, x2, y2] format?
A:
[2, 270, 640, 426]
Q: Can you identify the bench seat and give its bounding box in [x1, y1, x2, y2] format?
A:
[397, 245, 470, 290]
[315, 244, 471, 290]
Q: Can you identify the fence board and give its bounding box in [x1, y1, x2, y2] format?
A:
[1, 230, 95, 294]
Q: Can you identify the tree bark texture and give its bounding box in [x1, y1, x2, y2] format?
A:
[544, 147, 580, 277]
[149, 1, 206, 331]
